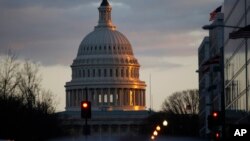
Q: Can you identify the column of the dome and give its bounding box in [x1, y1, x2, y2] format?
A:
[90, 89, 94, 104]
[123, 89, 126, 106]
[128, 89, 130, 106]
[138, 90, 141, 106]
[113, 89, 116, 106]
[101, 89, 104, 106]
[68, 90, 71, 108]
[75, 89, 78, 107]
[141, 89, 144, 106]
[71, 90, 74, 107]
[74, 89, 78, 107]
[119, 89, 123, 106]
[115, 88, 118, 107]
[143, 90, 146, 106]
[97, 88, 102, 106]
[118, 89, 121, 106]
[80, 89, 83, 102]
[133, 89, 136, 106]
[135, 89, 138, 106]
[93, 88, 96, 106]
[66, 90, 68, 108]
[107, 88, 110, 106]
[72, 90, 75, 107]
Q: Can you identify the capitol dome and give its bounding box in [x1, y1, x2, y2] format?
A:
[65, 0, 146, 111]
[78, 29, 133, 56]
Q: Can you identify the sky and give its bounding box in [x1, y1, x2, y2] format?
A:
[0, 0, 223, 112]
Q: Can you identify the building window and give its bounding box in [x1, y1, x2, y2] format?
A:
[121, 69, 124, 77]
[110, 94, 113, 103]
[104, 94, 107, 103]
[116, 69, 119, 77]
[83, 70, 85, 77]
[98, 69, 101, 77]
[93, 69, 95, 77]
[104, 69, 107, 77]
[79, 70, 81, 77]
[99, 94, 102, 103]
[88, 69, 90, 77]
[110, 69, 113, 77]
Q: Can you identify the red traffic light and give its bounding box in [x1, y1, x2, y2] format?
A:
[212, 131, 221, 140]
[215, 132, 220, 138]
[213, 111, 218, 118]
[82, 102, 88, 108]
[81, 101, 91, 119]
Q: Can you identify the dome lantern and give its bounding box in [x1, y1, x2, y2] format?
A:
[96, 0, 116, 30]
[101, 0, 110, 6]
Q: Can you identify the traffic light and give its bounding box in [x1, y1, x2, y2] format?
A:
[81, 101, 91, 119]
[211, 111, 221, 125]
[211, 130, 221, 141]
[207, 111, 222, 130]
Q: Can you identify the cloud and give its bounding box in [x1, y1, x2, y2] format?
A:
[0, 0, 223, 111]
[0, 0, 222, 66]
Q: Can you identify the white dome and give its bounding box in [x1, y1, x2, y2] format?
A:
[77, 28, 133, 56]
[81, 28, 131, 47]
[65, 0, 146, 112]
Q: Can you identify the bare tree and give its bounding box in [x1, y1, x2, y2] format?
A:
[0, 53, 55, 113]
[18, 60, 41, 108]
[0, 53, 20, 98]
[0, 53, 62, 140]
[161, 89, 199, 115]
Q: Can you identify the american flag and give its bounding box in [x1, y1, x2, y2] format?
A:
[209, 6, 222, 21]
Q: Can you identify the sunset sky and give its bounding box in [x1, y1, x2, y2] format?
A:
[0, 0, 223, 112]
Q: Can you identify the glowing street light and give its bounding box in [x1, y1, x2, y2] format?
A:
[156, 125, 161, 131]
[151, 135, 155, 140]
[163, 120, 168, 126]
[153, 130, 158, 136]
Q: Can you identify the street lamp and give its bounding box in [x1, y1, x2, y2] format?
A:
[156, 125, 161, 131]
[153, 130, 158, 136]
[151, 135, 155, 140]
[163, 120, 168, 126]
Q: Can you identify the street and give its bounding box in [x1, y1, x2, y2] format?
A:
[49, 136, 209, 141]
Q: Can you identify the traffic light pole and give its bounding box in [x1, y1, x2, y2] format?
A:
[85, 87, 88, 139]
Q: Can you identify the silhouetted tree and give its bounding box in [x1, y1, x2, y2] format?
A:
[0, 53, 64, 140]
[161, 89, 199, 115]
[0, 52, 20, 98]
